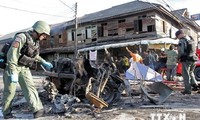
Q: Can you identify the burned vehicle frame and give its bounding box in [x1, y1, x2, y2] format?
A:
[43, 49, 127, 108]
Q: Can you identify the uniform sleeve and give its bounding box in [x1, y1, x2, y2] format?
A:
[34, 54, 46, 63]
[7, 34, 26, 74]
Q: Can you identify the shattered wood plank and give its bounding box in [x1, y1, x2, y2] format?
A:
[43, 71, 75, 79]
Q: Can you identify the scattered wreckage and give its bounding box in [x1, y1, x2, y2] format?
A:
[41, 49, 173, 114]
[41, 49, 129, 113]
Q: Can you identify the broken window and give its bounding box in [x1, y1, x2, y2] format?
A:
[147, 25, 155, 32]
[98, 26, 103, 37]
[85, 29, 88, 39]
[138, 20, 143, 32]
[71, 31, 75, 41]
[59, 34, 64, 43]
[134, 20, 139, 32]
[108, 29, 118, 36]
[163, 21, 166, 33]
[101, 23, 107, 26]
[118, 19, 126, 35]
[107, 21, 118, 36]
[118, 19, 125, 23]
[134, 20, 143, 32]
[126, 28, 134, 32]
[92, 38, 97, 42]
[98, 23, 108, 37]
[100, 23, 108, 37]
[86, 26, 97, 38]
[77, 33, 82, 36]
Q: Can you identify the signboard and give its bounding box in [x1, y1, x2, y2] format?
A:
[89, 50, 97, 61]
[191, 14, 200, 21]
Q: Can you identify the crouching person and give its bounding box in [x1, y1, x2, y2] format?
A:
[2, 21, 53, 119]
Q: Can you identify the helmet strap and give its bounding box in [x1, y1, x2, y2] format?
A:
[31, 30, 40, 41]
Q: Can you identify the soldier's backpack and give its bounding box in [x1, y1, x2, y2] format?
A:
[0, 32, 29, 69]
[0, 42, 12, 69]
[184, 36, 198, 61]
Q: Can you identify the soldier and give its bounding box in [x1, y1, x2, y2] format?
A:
[2, 21, 53, 119]
[176, 29, 199, 94]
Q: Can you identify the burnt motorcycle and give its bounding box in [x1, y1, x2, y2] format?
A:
[43, 49, 128, 108]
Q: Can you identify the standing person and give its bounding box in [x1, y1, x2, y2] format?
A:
[122, 55, 129, 72]
[141, 50, 148, 65]
[126, 47, 143, 64]
[151, 49, 159, 62]
[116, 56, 124, 73]
[176, 29, 199, 94]
[155, 48, 167, 71]
[165, 45, 178, 81]
[2, 21, 53, 119]
[144, 50, 156, 70]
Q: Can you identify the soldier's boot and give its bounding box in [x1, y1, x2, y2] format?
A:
[33, 109, 44, 118]
[192, 84, 200, 91]
[4, 113, 16, 119]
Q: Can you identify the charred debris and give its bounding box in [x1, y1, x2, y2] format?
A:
[33, 49, 172, 117]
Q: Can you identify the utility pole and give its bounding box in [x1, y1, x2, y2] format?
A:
[74, 2, 78, 59]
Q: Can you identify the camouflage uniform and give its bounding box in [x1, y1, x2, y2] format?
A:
[2, 32, 46, 116]
[178, 37, 198, 93]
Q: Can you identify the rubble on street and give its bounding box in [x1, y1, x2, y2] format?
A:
[0, 51, 200, 120]
[0, 74, 200, 119]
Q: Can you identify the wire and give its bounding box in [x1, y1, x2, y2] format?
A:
[154, 0, 175, 10]
[161, 0, 175, 10]
[58, 0, 75, 12]
[145, 0, 184, 28]
[154, 0, 165, 5]
[161, 0, 197, 29]
[0, 4, 66, 18]
[145, 0, 168, 23]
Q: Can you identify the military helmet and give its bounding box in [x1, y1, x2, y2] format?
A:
[32, 21, 50, 35]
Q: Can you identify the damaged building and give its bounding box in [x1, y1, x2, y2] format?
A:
[41, 1, 200, 63]
[0, 1, 200, 64]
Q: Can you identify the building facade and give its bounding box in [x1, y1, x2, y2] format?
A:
[0, 1, 200, 64]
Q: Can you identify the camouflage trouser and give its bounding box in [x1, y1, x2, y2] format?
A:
[2, 67, 43, 116]
[182, 61, 198, 92]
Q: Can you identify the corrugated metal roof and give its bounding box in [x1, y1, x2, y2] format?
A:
[171, 8, 200, 32]
[2, 1, 159, 39]
[79, 1, 160, 23]
[50, 0, 161, 35]
[171, 8, 187, 16]
[51, 1, 200, 34]
[50, 22, 70, 35]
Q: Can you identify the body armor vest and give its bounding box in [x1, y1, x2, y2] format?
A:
[18, 32, 40, 68]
